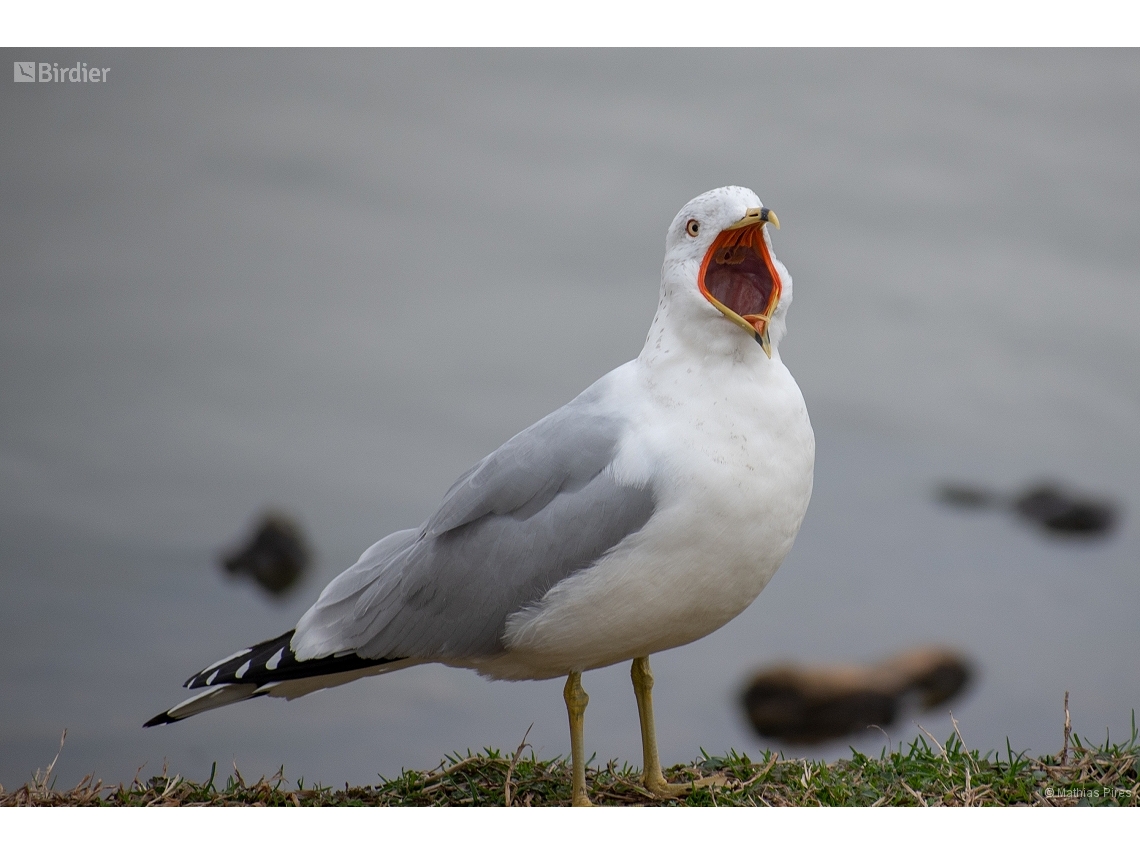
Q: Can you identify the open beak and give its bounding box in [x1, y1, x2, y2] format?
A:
[697, 207, 782, 357]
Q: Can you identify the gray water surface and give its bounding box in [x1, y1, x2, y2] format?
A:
[2, 49, 1139, 789]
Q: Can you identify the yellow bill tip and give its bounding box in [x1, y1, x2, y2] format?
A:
[727, 207, 780, 231]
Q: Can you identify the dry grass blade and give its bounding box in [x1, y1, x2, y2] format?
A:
[915, 723, 947, 758]
[29, 729, 69, 798]
[901, 780, 927, 806]
[950, 713, 973, 805]
[419, 756, 483, 792]
[504, 723, 534, 807]
[1062, 691, 1072, 767]
[736, 753, 779, 790]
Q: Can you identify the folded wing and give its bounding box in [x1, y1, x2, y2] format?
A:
[292, 378, 656, 663]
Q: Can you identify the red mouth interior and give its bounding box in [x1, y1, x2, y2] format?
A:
[698, 224, 781, 330]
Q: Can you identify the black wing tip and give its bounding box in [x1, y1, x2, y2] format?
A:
[143, 710, 177, 728]
[183, 630, 296, 689]
[180, 628, 400, 691]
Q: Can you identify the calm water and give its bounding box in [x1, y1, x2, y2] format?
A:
[2, 49, 1139, 789]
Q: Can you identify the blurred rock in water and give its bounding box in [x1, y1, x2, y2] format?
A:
[936, 483, 1001, 508]
[220, 511, 312, 596]
[741, 647, 973, 746]
[1011, 483, 1118, 537]
[936, 479, 1119, 538]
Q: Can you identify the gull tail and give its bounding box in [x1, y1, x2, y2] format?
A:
[144, 630, 407, 727]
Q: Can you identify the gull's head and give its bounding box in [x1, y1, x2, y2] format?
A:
[660, 186, 790, 357]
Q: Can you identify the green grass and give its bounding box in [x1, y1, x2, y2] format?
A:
[5, 722, 1138, 806]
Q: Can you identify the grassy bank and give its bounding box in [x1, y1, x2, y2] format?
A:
[4, 725, 1138, 807]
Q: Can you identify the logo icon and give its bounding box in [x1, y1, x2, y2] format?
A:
[14, 61, 36, 82]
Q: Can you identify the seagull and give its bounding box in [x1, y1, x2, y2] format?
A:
[145, 185, 816, 805]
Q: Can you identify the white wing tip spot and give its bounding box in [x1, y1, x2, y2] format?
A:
[203, 647, 253, 674]
[234, 660, 251, 679]
[205, 670, 219, 686]
[265, 649, 284, 670]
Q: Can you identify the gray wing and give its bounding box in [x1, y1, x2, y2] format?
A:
[292, 379, 656, 663]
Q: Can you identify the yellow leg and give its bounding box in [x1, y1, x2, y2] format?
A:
[563, 671, 592, 806]
[631, 656, 689, 798]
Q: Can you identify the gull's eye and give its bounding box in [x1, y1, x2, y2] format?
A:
[686, 219, 700, 237]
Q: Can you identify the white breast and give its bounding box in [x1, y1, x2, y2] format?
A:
[485, 350, 815, 681]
